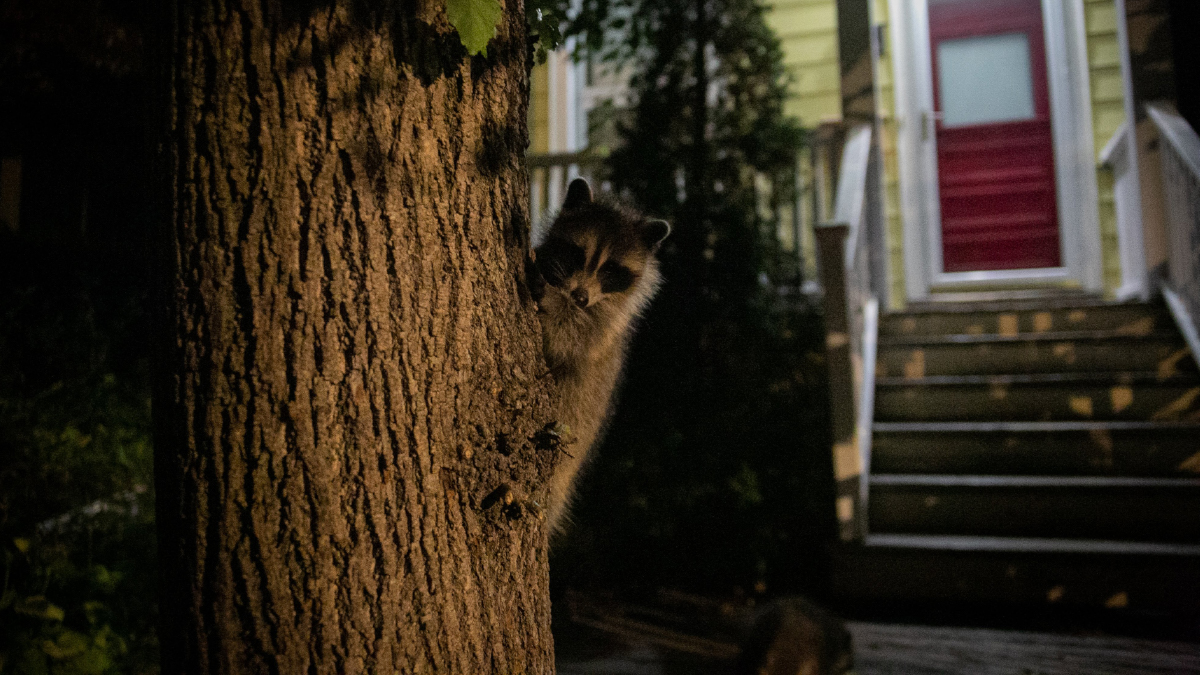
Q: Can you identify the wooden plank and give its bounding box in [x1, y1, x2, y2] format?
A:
[874, 381, 1200, 422]
[832, 544, 1200, 612]
[868, 483, 1200, 542]
[877, 337, 1195, 378]
[901, 294, 1117, 313]
[874, 420, 1200, 431]
[881, 302, 1171, 336]
[877, 372, 1196, 385]
[871, 475, 1200, 488]
[879, 329, 1183, 344]
[864, 533, 1200, 556]
[848, 622, 1200, 675]
[817, 222, 862, 542]
[871, 426, 1200, 477]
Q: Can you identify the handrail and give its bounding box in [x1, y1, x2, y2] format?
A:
[856, 296, 878, 536]
[526, 150, 606, 169]
[831, 125, 874, 271]
[1098, 122, 1150, 300]
[1162, 287, 1200, 373]
[815, 123, 877, 542]
[1098, 121, 1128, 167]
[1148, 106, 1200, 182]
[1146, 104, 1200, 369]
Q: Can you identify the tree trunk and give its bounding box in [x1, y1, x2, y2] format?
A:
[153, 1, 558, 672]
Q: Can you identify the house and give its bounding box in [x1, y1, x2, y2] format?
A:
[530, 0, 1200, 614]
[774, 0, 1200, 614]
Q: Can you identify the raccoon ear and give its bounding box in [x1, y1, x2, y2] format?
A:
[563, 178, 593, 209]
[641, 219, 670, 249]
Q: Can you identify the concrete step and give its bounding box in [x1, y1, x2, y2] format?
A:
[874, 374, 1200, 423]
[881, 302, 1172, 338]
[831, 541, 1200, 613]
[871, 422, 1200, 476]
[866, 476, 1200, 544]
[877, 331, 1196, 378]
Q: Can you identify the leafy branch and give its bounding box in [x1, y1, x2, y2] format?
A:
[446, 0, 567, 62]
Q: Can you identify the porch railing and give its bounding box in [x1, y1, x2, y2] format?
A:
[527, 151, 605, 233]
[814, 124, 879, 542]
[1146, 105, 1200, 369]
[790, 122, 845, 288]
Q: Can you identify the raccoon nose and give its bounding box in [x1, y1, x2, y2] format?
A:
[570, 288, 589, 307]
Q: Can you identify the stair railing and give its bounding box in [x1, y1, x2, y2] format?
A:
[1146, 105, 1200, 370]
[815, 124, 879, 542]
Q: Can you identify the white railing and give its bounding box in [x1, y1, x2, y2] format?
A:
[527, 152, 605, 230]
[788, 122, 845, 291]
[1098, 122, 1150, 300]
[815, 124, 879, 541]
[1147, 105, 1200, 369]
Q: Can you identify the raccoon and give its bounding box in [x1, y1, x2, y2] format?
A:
[734, 597, 854, 675]
[531, 178, 670, 533]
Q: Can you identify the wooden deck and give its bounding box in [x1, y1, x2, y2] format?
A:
[556, 616, 1200, 675]
[848, 622, 1200, 675]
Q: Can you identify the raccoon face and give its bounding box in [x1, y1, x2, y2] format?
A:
[534, 179, 669, 315]
[537, 236, 639, 310]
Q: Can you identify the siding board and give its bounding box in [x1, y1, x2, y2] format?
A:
[766, 0, 843, 126]
[1085, 0, 1127, 295]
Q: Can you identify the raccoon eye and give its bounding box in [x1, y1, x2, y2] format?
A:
[598, 261, 634, 293]
[537, 239, 585, 286]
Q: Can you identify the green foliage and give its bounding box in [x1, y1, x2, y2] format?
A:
[551, 0, 836, 598]
[0, 234, 158, 674]
[526, 0, 566, 64]
[0, 478, 158, 675]
[445, 0, 503, 56]
[2, 526, 156, 675]
[0, 269, 152, 537]
[443, 0, 569, 63]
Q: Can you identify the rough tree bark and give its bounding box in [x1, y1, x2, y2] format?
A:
[153, 1, 559, 672]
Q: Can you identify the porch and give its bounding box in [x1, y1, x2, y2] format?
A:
[553, 592, 1200, 674]
[813, 98, 1200, 614]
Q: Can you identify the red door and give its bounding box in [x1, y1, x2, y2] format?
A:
[930, 0, 1061, 272]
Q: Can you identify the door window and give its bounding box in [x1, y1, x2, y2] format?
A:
[937, 33, 1036, 128]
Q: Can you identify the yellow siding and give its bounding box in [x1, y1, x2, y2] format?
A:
[765, 0, 843, 126]
[1084, 0, 1126, 295]
[872, 0, 906, 309]
[768, 0, 1128, 302]
[529, 61, 550, 154]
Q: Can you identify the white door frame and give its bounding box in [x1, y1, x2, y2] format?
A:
[888, 0, 1103, 300]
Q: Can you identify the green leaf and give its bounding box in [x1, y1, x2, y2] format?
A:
[82, 601, 106, 625]
[446, 0, 502, 56]
[70, 647, 113, 674]
[90, 564, 121, 593]
[14, 596, 66, 621]
[42, 630, 89, 660]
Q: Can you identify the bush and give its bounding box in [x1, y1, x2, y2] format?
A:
[0, 234, 157, 674]
[552, 0, 837, 598]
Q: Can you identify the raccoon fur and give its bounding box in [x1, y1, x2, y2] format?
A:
[530, 178, 669, 533]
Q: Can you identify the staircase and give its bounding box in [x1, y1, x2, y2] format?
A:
[832, 297, 1200, 615]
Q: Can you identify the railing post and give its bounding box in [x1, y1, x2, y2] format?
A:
[816, 222, 863, 542]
